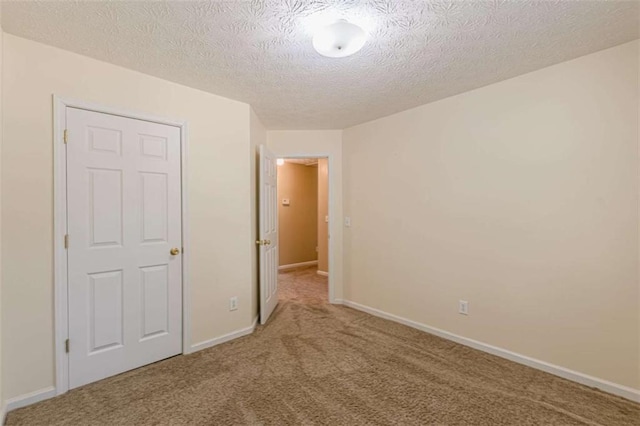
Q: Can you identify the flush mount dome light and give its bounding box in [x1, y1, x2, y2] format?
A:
[312, 20, 367, 58]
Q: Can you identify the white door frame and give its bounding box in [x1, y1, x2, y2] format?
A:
[278, 155, 335, 303]
[53, 95, 191, 396]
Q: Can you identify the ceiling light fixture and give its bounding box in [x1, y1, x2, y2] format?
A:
[312, 19, 367, 58]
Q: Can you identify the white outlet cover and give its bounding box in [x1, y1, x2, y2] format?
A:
[459, 300, 469, 315]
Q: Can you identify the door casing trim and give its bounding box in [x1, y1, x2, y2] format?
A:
[53, 95, 191, 396]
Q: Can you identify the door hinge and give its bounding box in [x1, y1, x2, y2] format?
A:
[63, 129, 68, 144]
[65, 339, 70, 353]
[64, 234, 69, 249]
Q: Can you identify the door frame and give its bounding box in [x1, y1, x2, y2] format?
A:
[277, 155, 336, 303]
[52, 95, 191, 396]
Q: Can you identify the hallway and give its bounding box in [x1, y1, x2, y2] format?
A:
[278, 266, 328, 304]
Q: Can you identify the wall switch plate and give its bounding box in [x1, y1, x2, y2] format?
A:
[325, 215, 329, 223]
[230, 296, 238, 311]
[459, 300, 469, 315]
[345, 217, 351, 227]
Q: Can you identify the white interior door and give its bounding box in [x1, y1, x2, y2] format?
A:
[259, 145, 279, 324]
[66, 107, 182, 389]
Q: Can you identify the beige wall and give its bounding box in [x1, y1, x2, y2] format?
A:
[249, 108, 265, 318]
[317, 159, 329, 273]
[343, 41, 640, 390]
[277, 162, 318, 266]
[1, 35, 255, 400]
[267, 130, 343, 301]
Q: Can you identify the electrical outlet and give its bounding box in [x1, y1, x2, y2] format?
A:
[229, 296, 238, 311]
[344, 217, 351, 227]
[459, 300, 469, 315]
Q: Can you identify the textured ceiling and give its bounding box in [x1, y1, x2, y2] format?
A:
[2, 1, 638, 129]
[284, 158, 319, 166]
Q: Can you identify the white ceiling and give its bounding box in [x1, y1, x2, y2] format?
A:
[284, 158, 319, 166]
[2, 1, 638, 129]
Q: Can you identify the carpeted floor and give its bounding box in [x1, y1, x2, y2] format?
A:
[5, 266, 640, 425]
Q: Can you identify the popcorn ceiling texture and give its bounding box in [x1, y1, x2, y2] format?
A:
[2, 0, 638, 129]
[285, 158, 319, 166]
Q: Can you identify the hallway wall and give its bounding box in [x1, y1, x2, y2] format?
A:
[317, 158, 329, 273]
[277, 162, 318, 266]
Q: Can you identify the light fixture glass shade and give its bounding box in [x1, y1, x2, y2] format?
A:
[276, 158, 285, 166]
[313, 20, 367, 58]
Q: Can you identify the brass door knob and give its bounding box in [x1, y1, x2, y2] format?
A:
[170, 247, 180, 255]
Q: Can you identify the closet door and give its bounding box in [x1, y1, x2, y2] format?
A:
[66, 107, 183, 388]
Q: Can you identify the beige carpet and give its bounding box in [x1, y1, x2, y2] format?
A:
[6, 266, 639, 425]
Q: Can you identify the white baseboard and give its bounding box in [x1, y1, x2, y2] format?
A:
[2, 318, 260, 417]
[316, 270, 328, 277]
[191, 315, 259, 353]
[279, 260, 317, 271]
[1, 402, 6, 426]
[341, 300, 640, 403]
[5, 386, 56, 414]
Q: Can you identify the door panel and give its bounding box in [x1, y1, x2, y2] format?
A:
[88, 269, 124, 353]
[140, 172, 168, 243]
[87, 126, 122, 155]
[259, 145, 279, 324]
[140, 134, 168, 160]
[88, 168, 123, 247]
[67, 107, 182, 389]
[140, 264, 170, 340]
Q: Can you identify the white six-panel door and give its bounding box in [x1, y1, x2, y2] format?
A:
[259, 145, 279, 324]
[66, 107, 182, 389]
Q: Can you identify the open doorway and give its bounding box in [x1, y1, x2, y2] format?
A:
[276, 157, 329, 303]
